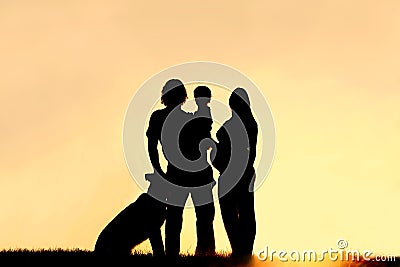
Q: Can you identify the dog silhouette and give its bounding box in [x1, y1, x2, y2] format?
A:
[94, 185, 166, 256]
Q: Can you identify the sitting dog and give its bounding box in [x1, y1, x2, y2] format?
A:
[94, 174, 166, 256]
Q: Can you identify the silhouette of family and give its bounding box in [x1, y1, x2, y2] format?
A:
[95, 79, 258, 260]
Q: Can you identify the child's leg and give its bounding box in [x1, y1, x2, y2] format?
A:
[149, 228, 165, 256]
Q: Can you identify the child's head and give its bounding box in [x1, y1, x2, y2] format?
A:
[194, 86, 211, 106]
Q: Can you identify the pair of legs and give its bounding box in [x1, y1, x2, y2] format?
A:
[219, 185, 256, 257]
[165, 185, 216, 256]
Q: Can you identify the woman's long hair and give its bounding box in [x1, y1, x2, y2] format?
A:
[229, 88, 257, 130]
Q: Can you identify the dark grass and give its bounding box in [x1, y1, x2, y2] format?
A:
[0, 249, 398, 267]
[0, 249, 257, 267]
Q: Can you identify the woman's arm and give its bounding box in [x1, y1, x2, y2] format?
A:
[248, 124, 258, 168]
[211, 126, 231, 173]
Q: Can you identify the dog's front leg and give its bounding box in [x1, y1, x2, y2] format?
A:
[149, 228, 165, 257]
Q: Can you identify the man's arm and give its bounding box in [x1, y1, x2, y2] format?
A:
[146, 111, 166, 178]
[147, 138, 165, 178]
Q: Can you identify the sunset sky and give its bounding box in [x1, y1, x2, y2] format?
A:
[0, 0, 399, 259]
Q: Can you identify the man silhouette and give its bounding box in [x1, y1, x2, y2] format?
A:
[146, 80, 215, 256]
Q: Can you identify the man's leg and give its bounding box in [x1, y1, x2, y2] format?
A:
[165, 205, 184, 256]
[192, 185, 216, 255]
[165, 189, 188, 256]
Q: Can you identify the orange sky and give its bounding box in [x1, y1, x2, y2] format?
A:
[0, 0, 399, 258]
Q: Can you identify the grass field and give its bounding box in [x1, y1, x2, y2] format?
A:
[0, 249, 398, 267]
[0, 249, 253, 267]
